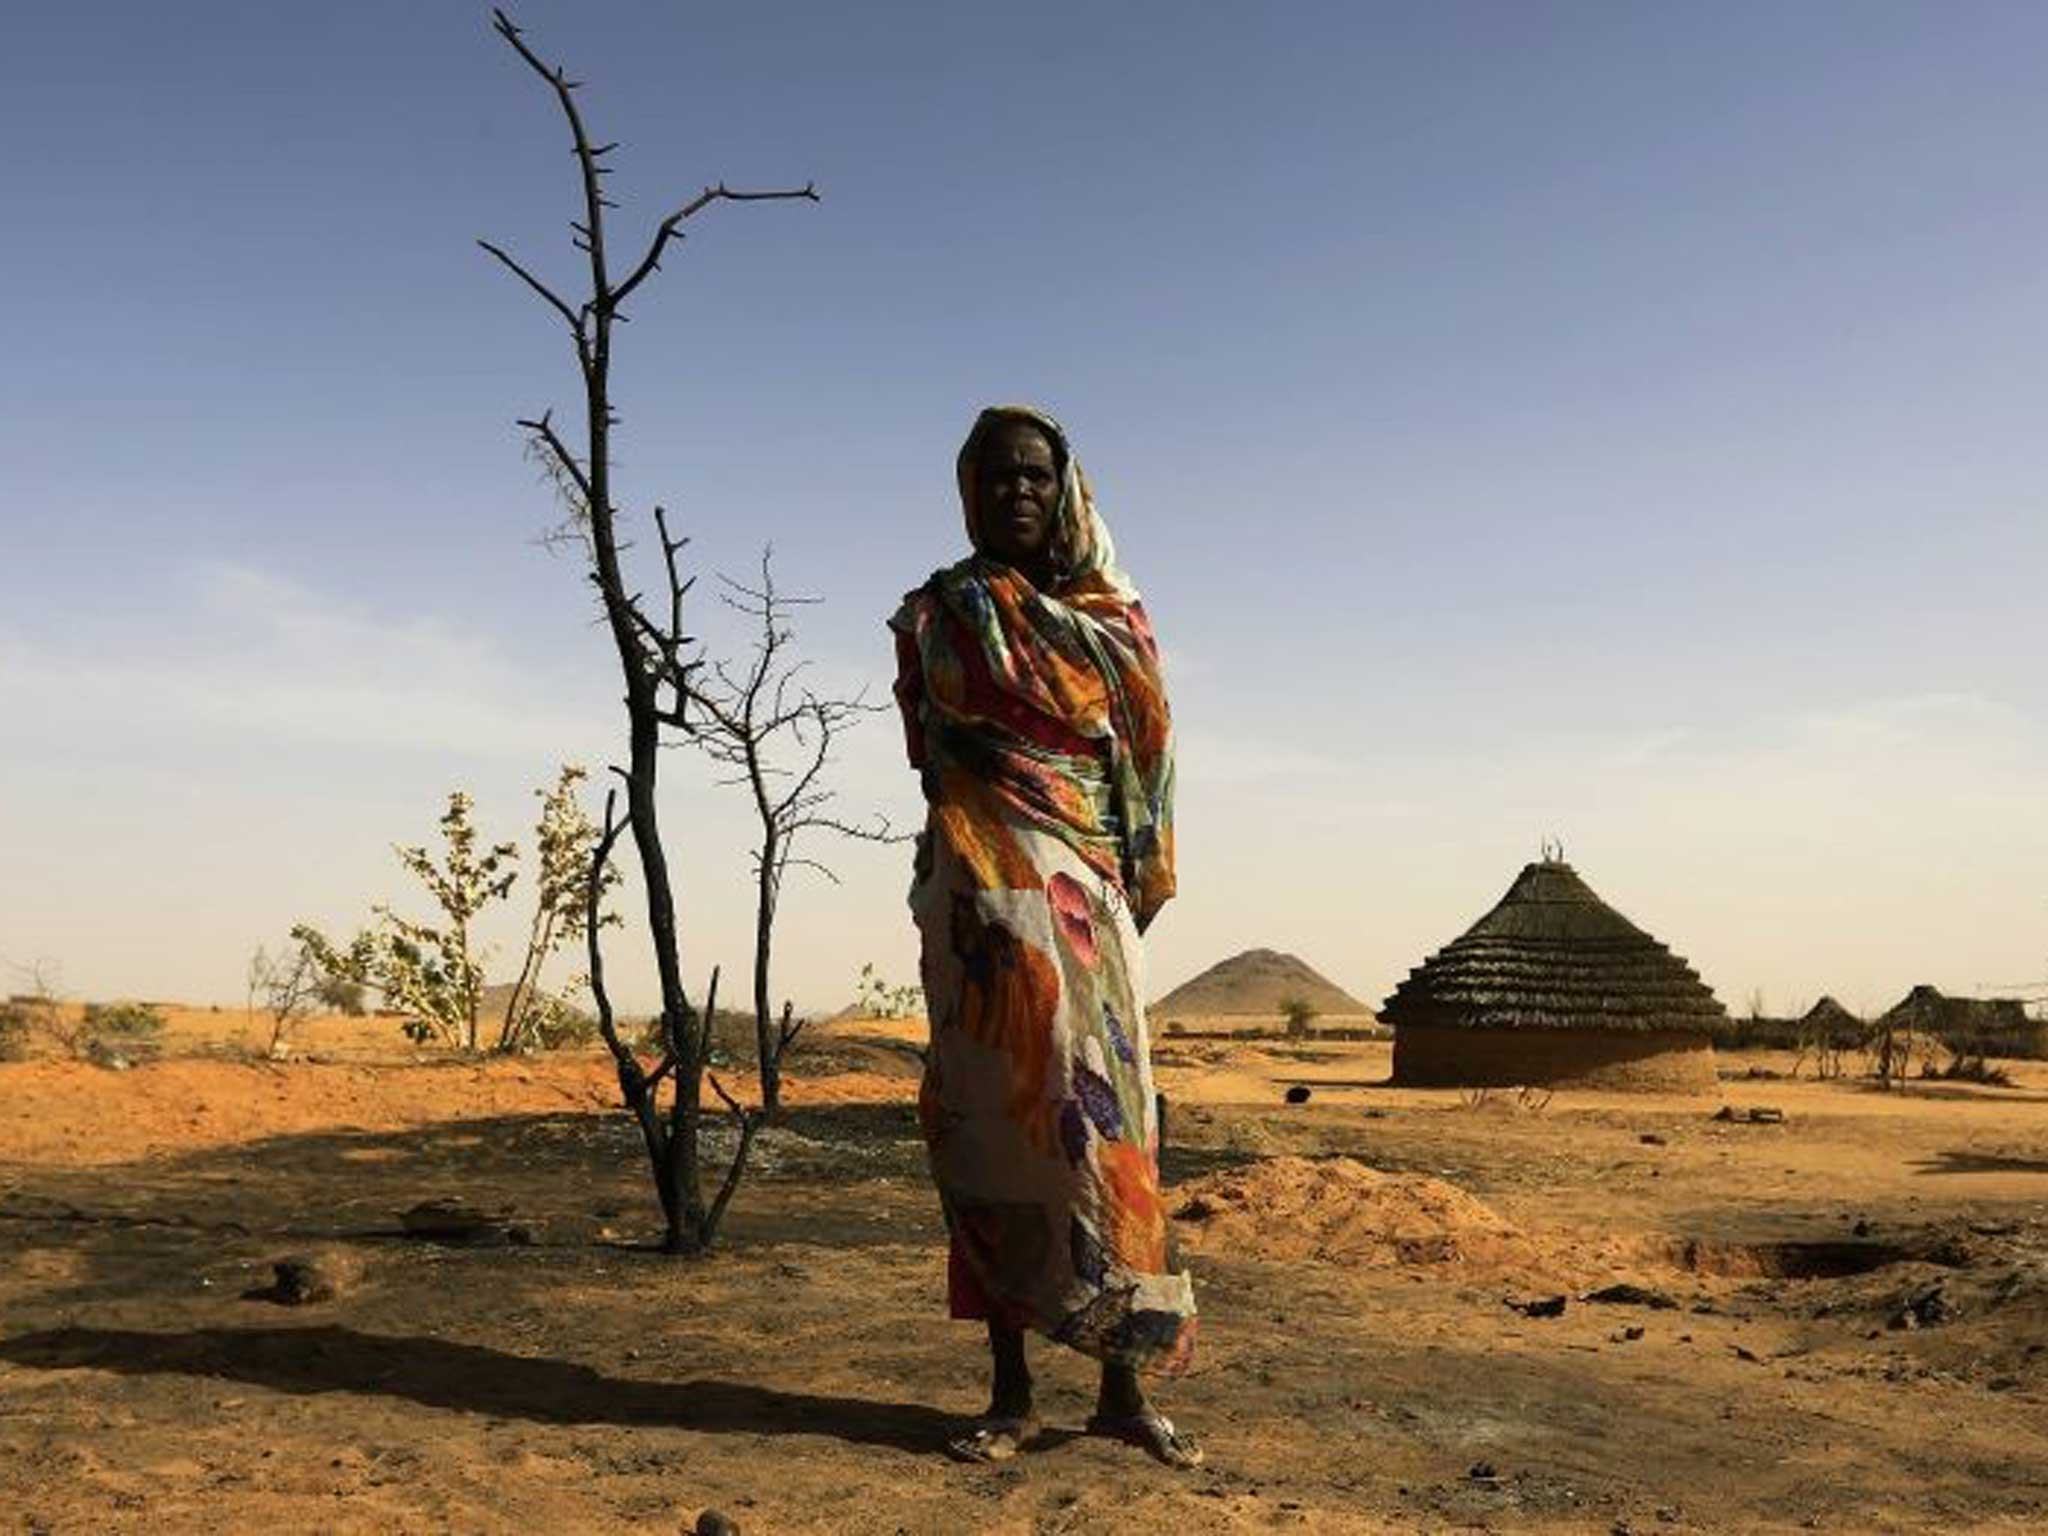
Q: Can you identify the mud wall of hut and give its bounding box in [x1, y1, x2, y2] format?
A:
[1392, 1025, 1718, 1093]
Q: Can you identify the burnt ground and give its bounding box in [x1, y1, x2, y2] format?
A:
[4, 1055, 2048, 1533]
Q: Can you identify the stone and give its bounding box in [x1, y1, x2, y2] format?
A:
[695, 1511, 741, 1536]
[1583, 1283, 1679, 1311]
[1712, 1105, 1785, 1125]
[1904, 1285, 1957, 1327]
[247, 1253, 356, 1306]
[271, 1257, 334, 1305]
[400, 1199, 524, 1247]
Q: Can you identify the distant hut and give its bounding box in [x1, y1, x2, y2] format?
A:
[1792, 995, 1864, 1073]
[1801, 996, 1862, 1038]
[1877, 985, 2042, 1060]
[1382, 859, 1726, 1092]
[1798, 995, 1865, 1051]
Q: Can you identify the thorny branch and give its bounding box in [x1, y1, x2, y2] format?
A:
[486, 7, 815, 1251]
[614, 183, 819, 309]
[477, 240, 584, 341]
[514, 409, 593, 508]
[684, 548, 899, 1113]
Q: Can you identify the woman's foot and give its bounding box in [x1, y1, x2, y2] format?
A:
[1090, 1362, 1202, 1468]
[946, 1321, 1038, 1461]
[1083, 1407, 1203, 1468]
[945, 1413, 1041, 1463]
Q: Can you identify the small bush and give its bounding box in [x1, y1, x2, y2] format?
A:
[631, 1009, 745, 1067]
[528, 995, 599, 1050]
[852, 962, 923, 1020]
[1280, 996, 1319, 1040]
[1924, 1054, 2015, 1088]
[632, 1015, 665, 1057]
[313, 974, 369, 1016]
[0, 1003, 30, 1062]
[82, 1001, 166, 1038]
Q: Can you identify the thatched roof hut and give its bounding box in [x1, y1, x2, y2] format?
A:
[1799, 995, 1865, 1046]
[1878, 985, 2043, 1057]
[1382, 859, 1726, 1092]
[1802, 995, 1860, 1029]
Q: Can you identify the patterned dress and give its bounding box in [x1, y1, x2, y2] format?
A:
[890, 405, 1196, 1374]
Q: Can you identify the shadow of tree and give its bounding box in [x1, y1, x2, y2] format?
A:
[0, 1325, 956, 1452]
[1909, 1149, 2048, 1176]
[0, 1104, 955, 1294]
[1159, 1143, 1262, 1183]
[1841, 1081, 2048, 1105]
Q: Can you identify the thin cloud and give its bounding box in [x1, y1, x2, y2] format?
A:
[0, 561, 612, 763]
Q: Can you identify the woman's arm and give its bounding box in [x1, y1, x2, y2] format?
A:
[893, 628, 928, 770]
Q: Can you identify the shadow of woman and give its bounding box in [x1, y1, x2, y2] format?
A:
[0, 1324, 955, 1453]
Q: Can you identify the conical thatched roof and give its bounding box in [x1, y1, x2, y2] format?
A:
[1801, 995, 1861, 1030]
[1380, 861, 1726, 1034]
[1879, 985, 2029, 1033]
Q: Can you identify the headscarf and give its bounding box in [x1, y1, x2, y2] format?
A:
[893, 405, 1176, 925]
[954, 404, 1132, 600]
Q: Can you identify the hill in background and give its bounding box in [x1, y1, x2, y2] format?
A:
[1154, 948, 1372, 1019]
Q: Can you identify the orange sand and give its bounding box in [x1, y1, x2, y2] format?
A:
[0, 1056, 914, 1168]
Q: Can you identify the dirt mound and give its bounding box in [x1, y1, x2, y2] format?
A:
[1172, 1155, 1536, 1269]
[1154, 948, 1370, 1018]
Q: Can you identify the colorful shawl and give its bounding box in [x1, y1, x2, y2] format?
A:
[891, 406, 1194, 1372]
[891, 405, 1176, 927]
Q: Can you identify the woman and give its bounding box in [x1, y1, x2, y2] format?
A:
[890, 405, 1200, 1468]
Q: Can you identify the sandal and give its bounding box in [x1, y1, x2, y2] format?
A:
[1085, 1409, 1204, 1469]
[944, 1414, 1041, 1463]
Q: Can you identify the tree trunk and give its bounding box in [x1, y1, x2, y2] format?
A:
[456, 914, 478, 1051]
[754, 830, 779, 1116]
[498, 905, 552, 1051]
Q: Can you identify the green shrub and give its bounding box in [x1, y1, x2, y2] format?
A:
[631, 1009, 744, 1067]
[528, 994, 599, 1050]
[1280, 996, 1319, 1040]
[1925, 1053, 2016, 1087]
[313, 974, 369, 1016]
[81, 1001, 166, 1038]
[0, 1002, 30, 1062]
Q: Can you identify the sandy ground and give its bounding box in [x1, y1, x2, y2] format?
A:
[4, 1012, 2048, 1533]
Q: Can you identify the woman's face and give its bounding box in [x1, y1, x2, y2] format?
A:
[974, 422, 1062, 574]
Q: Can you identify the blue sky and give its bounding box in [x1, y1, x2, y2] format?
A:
[3, 2, 2043, 1017]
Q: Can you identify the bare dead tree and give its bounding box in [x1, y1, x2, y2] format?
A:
[687, 552, 896, 1115]
[10, 960, 89, 1060]
[248, 940, 320, 1060]
[0, 961, 70, 1061]
[482, 9, 815, 1253]
[586, 791, 761, 1251]
[1866, 1001, 1927, 1091]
